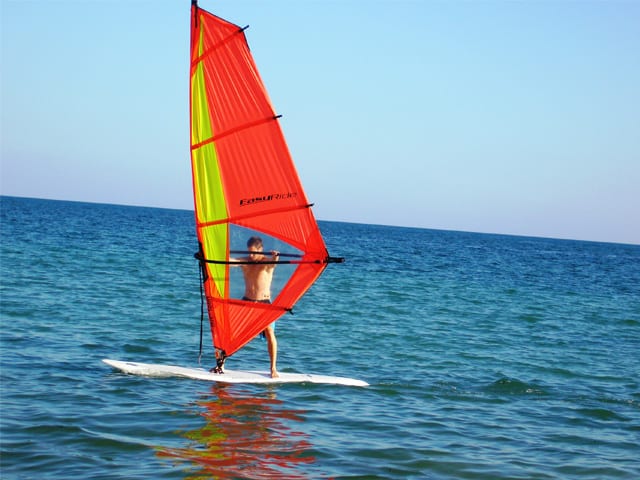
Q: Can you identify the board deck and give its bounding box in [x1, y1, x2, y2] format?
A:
[103, 359, 368, 387]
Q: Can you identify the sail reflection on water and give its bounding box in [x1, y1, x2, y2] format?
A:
[156, 385, 316, 479]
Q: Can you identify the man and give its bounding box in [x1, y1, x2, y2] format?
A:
[231, 236, 280, 378]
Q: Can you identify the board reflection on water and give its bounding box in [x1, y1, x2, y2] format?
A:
[156, 384, 315, 479]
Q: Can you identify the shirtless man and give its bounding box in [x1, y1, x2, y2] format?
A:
[232, 236, 280, 378]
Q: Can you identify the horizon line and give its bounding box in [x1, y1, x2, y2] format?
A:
[1, 194, 638, 247]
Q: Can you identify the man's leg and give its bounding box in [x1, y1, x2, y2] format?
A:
[264, 324, 279, 378]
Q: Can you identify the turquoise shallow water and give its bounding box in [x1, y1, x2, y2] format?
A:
[1, 196, 639, 479]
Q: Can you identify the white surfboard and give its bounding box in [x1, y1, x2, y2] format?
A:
[103, 359, 368, 387]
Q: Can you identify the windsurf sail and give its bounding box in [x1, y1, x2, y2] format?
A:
[190, 1, 342, 370]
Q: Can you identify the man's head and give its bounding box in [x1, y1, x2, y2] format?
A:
[247, 236, 264, 259]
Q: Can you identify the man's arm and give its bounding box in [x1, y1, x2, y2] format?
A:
[228, 256, 247, 267]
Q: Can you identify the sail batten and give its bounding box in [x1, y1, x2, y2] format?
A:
[192, 27, 249, 67]
[191, 115, 281, 151]
[189, 2, 336, 363]
[196, 203, 316, 231]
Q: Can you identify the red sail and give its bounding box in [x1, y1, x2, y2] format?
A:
[190, 3, 334, 362]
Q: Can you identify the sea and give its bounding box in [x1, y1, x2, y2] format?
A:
[1, 195, 639, 479]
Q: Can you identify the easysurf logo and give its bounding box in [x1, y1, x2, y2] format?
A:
[240, 191, 298, 206]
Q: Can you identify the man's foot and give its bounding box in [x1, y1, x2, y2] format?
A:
[271, 369, 279, 378]
[210, 366, 224, 374]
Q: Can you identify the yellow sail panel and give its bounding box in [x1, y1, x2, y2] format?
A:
[191, 21, 228, 299]
[191, 48, 226, 225]
[200, 223, 228, 298]
[191, 146, 227, 225]
[190, 50, 210, 146]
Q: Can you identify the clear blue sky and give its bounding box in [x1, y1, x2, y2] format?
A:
[2, 0, 639, 244]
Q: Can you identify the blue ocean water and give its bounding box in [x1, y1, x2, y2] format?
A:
[1, 195, 639, 479]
